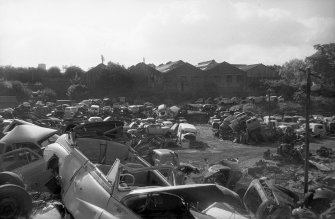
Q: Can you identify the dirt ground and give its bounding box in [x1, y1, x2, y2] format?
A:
[176, 124, 335, 196]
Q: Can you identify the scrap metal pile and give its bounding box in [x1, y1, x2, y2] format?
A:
[1, 98, 335, 219]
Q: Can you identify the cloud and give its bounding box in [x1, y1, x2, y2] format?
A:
[0, 0, 334, 68]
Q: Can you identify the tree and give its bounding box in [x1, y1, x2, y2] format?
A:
[0, 80, 31, 102]
[262, 79, 298, 101]
[306, 43, 335, 87]
[67, 84, 88, 101]
[293, 89, 307, 105]
[280, 59, 308, 85]
[64, 66, 85, 79]
[47, 66, 62, 77]
[39, 88, 57, 102]
[267, 64, 281, 74]
[277, 102, 302, 115]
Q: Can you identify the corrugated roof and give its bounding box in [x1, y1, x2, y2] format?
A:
[196, 60, 218, 71]
[206, 61, 246, 75]
[236, 64, 260, 71]
[156, 60, 184, 73]
[128, 62, 162, 77]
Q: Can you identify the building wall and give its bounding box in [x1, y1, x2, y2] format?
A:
[246, 64, 279, 80]
[162, 64, 203, 95]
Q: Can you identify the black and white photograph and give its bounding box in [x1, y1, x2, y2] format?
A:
[0, 0, 334, 218]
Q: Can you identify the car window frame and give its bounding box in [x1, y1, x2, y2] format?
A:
[0, 147, 42, 171]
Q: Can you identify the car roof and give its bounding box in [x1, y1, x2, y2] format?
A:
[1, 125, 58, 145]
[179, 123, 197, 131]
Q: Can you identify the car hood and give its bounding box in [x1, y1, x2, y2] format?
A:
[126, 184, 245, 212]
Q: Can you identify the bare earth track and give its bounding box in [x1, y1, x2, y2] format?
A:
[176, 124, 335, 195]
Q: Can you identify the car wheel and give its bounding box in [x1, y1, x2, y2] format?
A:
[0, 184, 32, 218]
[0, 172, 25, 188]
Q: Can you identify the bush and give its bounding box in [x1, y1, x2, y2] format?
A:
[0, 80, 31, 102]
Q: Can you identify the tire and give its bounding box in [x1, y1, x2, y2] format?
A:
[0, 184, 32, 218]
[0, 172, 25, 188]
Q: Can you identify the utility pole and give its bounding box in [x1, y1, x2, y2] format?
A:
[299, 66, 321, 194]
[304, 67, 311, 194]
[267, 88, 272, 124]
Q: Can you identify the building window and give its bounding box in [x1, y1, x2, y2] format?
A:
[226, 75, 232, 83]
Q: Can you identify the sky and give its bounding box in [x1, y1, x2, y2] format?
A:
[0, 0, 334, 70]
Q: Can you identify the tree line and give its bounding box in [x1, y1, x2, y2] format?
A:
[0, 43, 334, 106]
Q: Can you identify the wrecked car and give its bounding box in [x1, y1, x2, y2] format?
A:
[203, 158, 243, 192]
[0, 125, 58, 188]
[243, 178, 299, 219]
[0, 125, 58, 155]
[177, 123, 197, 148]
[148, 148, 200, 185]
[0, 118, 35, 134]
[43, 126, 251, 218]
[0, 147, 50, 189]
[60, 121, 129, 165]
[144, 124, 172, 137]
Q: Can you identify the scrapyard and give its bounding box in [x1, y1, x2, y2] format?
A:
[0, 95, 334, 219]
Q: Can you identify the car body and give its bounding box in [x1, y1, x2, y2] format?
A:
[43, 139, 249, 219]
[265, 95, 278, 102]
[89, 104, 99, 115]
[326, 121, 335, 134]
[263, 116, 279, 127]
[151, 149, 179, 167]
[243, 178, 297, 219]
[63, 106, 79, 120]
[0, 125, 58, 154]
[301, 123, 327, 137]
[0, 147, 49, 189]
[177, 123, 197, 148]
[1, 119, 35, 134]
[0, 125, 58, 188]
[246, 117, 261, 131]
[144, 124, 171, 136]
[278, 96, 285, 102]
[162, 121, 173, 128]
[88, 116, 103, 123]
[102, 106, 112, 113]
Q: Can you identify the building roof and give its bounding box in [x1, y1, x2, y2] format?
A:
[87, 63, 107, 74]
[128, 62, 162, 77]
[196, 60, 218, 71]
[206, 61, 247, 75]
[233, 64, 262, 72]
[156, 60, 185, 73]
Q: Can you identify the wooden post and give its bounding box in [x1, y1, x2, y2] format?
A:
[304, 67, 311, 194]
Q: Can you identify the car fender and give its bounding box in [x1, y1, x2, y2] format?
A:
[68, 198, 106, 219]
[43, 143, 69, 167]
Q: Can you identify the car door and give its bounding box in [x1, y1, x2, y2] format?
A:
[0, 148, 50, 189]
